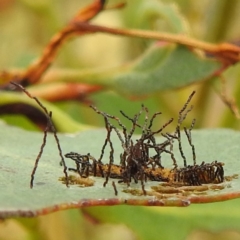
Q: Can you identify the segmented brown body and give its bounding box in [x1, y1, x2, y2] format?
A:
[65, 91, 225, 191]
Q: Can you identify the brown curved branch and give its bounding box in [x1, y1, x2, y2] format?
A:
[1, 0, 239, 88]
[22, 21, 240, 86]
[21, 0, 107, 85]
[72, 22, 240, 64]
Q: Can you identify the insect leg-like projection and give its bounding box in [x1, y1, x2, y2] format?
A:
[65, 152, 95, 177]
[165, 91, 200, 184]
[141, 114, 174, 168]
[165, 91, 224, 185]
[117, 106, 149, 184]
[90, 105, 148, 186]
[11, 82, 69, 188]
[117, 106, 174, 194]
[175, 91, 196, 168]
[89, 106, 120, 187]
[183, 118, 197, 166]
[183, 123, 224, 185]
[105, 106, 149, 194]
[89, 107, 151, 193]
[65, 151, 123, 180]
[112, 181, 118, 196]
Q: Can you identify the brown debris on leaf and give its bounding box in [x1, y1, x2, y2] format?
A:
[59, 175, 95, 187]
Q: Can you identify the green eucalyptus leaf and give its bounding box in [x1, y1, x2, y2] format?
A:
[111, 45, 221, 96]
[0, 121, 240, 218]
[41, 44, 221, 96]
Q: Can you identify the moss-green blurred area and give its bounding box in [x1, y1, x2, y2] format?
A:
[1, 1, 240, 240]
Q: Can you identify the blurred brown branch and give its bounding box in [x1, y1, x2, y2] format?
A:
[72, 22, 240, 65]
[28, 83, 102, 103]
[22, 0, 107, 85]
[1, 0, 239, 104]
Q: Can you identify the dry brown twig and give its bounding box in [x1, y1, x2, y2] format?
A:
[21, 0, 107, 85]
[72, 22, 240, 64]
[19, 0, 127, 86]
[23, 15, 240, 86]
[27, 83, 102, 103]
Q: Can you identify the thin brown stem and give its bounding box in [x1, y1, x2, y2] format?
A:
[11, 82, 69, 188]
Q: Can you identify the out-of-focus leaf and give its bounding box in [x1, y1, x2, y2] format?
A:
[124, 0, 189, 33]
[84, 198, 240, 240]
[41, 44, 221, 96]
[0, 122, 240, 218]
[0, 92, 92, 132]
[111, 45, 221, 96]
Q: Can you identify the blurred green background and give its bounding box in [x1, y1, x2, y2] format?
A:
[1, 0, 240, 239]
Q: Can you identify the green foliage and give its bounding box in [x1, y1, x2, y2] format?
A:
[38, 44, 220, 97]
[1, 0, 240, 239]
[111, 45, 220, 95]
[85, 200, 240, 240]
[0, 123, 240, 217]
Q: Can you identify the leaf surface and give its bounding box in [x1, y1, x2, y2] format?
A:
[0, 122, 240, 218]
